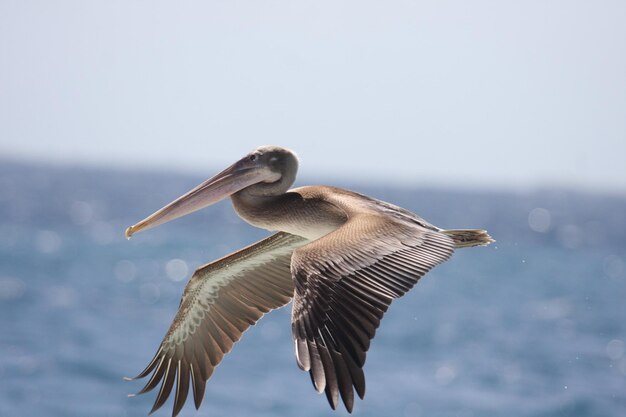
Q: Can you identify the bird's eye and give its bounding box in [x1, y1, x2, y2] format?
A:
[249, 154, 258, 162]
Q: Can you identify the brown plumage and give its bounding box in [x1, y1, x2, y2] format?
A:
[125, 146, 494, 416]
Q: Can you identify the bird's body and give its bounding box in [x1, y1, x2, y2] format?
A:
[125, 146, 493, 416]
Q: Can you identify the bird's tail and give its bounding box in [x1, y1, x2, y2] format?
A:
[441, 229, 495, 248]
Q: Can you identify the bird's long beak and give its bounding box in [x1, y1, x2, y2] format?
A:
[125, 162, 279, 238]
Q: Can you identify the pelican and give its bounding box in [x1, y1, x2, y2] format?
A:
[125, 145, 493, 416]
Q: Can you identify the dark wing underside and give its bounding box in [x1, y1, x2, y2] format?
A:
[290, 214, 455, 412]
[130, 231, 308, 417]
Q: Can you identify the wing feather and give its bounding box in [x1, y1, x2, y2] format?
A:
[149, 357, 175, 414]
[172, 360, 189, 417]
[189, 362, 205, 409]
[130, 231, 308, 416]
[291, 214, 455, 412]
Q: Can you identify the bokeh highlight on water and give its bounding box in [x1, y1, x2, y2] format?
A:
[1, 160, 625, 417]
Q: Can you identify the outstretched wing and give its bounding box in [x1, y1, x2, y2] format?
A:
[290, 214, 455, 412]
[130, 231, 308, 416]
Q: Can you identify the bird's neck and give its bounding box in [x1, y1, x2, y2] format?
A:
[230, 190, 291, 231]
[231, 190, 275, 209]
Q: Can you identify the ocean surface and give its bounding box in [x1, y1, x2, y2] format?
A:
[1, 160, 625, 417]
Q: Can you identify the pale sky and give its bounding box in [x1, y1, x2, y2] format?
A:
[1, 1, 625, 192]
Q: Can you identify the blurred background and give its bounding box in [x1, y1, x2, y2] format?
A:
[1, 1, 625, 416]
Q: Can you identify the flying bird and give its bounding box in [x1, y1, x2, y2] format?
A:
[124, 145, 493, 416]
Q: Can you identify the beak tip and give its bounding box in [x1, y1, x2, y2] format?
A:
[125, 226, 134, 240]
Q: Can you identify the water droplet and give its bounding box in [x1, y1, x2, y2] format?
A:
[115, 260, 137, 283]
[606, 339, 625, 360]
[434, 364, 457, 385]
[70, 201, 94, 225]
[166, 259, 189, 282]
[35, 230, 61, 254]
[0, 277, 26, 300]
[528, 208, 551, 232]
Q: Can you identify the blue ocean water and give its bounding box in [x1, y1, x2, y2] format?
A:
[1, 161, 625, 417]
